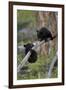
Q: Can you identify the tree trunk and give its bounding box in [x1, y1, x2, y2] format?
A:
[36, 11, 57, 55]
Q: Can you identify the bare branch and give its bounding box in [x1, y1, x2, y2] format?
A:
[47, 52, 58, 78]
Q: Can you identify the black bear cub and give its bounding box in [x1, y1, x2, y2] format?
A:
[37, 27, 56, 42]
[24, 43, 37, 63]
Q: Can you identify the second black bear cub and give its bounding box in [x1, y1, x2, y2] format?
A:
[37, 27, 56, 42]
[24, 43, 37, 63]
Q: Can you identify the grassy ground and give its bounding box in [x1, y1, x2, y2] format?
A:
[17, 47, 58, 80]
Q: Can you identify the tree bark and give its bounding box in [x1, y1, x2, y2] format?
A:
[36, 11, 57, 55]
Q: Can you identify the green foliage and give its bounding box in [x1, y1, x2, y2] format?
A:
[17, 10, 37, 30]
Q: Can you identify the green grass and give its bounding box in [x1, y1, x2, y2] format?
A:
[17, 47, 58, 80]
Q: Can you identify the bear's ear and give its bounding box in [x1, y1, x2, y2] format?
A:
[24, 45, 26, 47]
[36, 30, 39, 33]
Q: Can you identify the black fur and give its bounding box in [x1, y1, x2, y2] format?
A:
[24, 43, 37, 63]
[37, 27, 56, 42]
[24, 43, 34, 54]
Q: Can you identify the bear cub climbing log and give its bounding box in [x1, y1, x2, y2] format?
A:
[24, 43, 37, 63]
